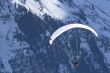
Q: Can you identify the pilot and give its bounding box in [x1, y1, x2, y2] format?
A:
[74, 62, 80, 68]
[70, 59, 80, 68]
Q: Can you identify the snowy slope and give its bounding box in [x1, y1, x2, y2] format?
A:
[0, 0, 110, 73]
[0, 0, 30, 73]
[13, 0, 67, 19]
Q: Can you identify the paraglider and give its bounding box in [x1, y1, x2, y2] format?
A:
[49, 23, 98, 68]
[49, 23, 98, 45]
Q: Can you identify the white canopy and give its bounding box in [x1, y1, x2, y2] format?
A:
[49, 23, 98, 45]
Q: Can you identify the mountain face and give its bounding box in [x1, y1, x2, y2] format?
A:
[0, 0, 110, 73]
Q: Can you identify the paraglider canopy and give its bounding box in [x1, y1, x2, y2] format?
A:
[49, 23, 98, 45]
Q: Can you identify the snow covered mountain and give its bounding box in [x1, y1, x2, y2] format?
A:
[0, 0, 110, 73]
